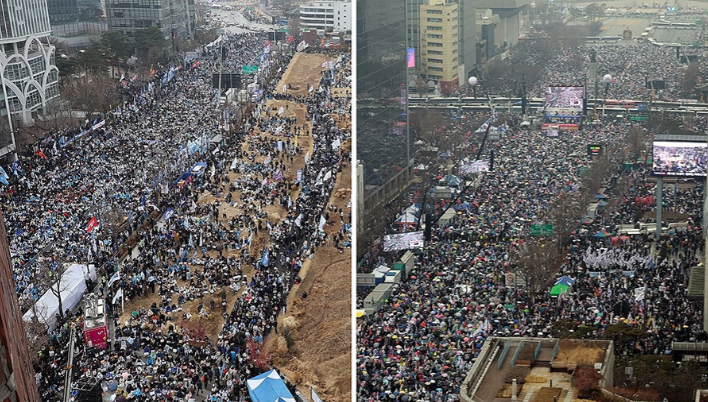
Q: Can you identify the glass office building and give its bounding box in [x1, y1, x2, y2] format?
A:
[0, 0, 59, 160]
[357, 0, 410, 191]
[47, 0, 79, 24]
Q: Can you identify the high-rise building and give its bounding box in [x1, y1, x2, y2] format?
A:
[0, 210, 41, 402]
[0, 0, 60, 160]
[357, 0, 412, 209]
[408, 0, 476, 93]
[47, 0, 79, 24]
[419, 0, 459, 94]
[299, 0, 352, 33]
[106, 0, 195, 42]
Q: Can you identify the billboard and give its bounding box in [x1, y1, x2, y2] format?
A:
[383, 231, 424, 252]
[407, 48, 415, 68]
[652, 141, 707, 177]
[544, 86, 584, 118]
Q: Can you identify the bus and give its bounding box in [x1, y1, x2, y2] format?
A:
[84, 294, 108, 349]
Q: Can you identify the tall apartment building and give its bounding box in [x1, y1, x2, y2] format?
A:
[409, 0, 475, 93]
[0, 0, 60, 160]
[106, 0, 195, 42]
[419, 0, 460, 94]
[299, 0, 352, 33]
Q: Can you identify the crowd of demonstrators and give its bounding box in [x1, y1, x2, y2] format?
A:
[528, 44, 707, 101]
[468, 40, 706, 102]
[4, 32, 269, 316]
[357, 116, 705, 401]
[21, 30, 351, 401]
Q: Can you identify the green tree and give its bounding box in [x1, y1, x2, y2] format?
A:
[77, 42, 108, 75]
[102, 31, 132, 61]
[602, 323, 645, 354]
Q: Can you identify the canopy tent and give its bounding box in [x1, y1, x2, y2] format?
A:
[442, 174, 462, 187]
[550, 276, 574, 297]
[23, 264, 97, 332]
[247, 370, 295, 402]
[597, 199, 608, 207]
[395, 211, 419, 225]
[403, 203, 421, 215]
[555, 275, 575, 287]
[595, 193, 608, 199]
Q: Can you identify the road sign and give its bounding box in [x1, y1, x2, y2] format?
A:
[530, 224, 553, 236]
[629, 115, 648, 122]
[242, 65, 258, 74]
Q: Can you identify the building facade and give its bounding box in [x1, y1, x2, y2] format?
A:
[47, 0, 79, 24]
[408, 0, 475, 93]
[299, 0, 351, 33]
[0, 210, 41, 402]
[357, 0, 410, 190]
[419, 0, 459, 94]
[0, 0, 60, 160]
[106, 0, 195, 42]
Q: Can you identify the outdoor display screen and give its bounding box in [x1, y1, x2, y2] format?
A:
[652, 141, 707, 177]
[383, 231, 424, 251]
[407, 48, 415, 68]
[588, 144, 603, 156]
[544, 86, 584, 117]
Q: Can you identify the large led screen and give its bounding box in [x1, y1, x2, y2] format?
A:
[544, 86, 584, 117]
[652, 141, 707, 177]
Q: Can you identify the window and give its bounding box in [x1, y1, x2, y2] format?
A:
[427, 58, 443, 63]
[426, 18, 442, 23]
[426, 9, 442, 14]
[427, 42, 442, 47]
[427, 26, 442, 30]
[427, 34, 442, 39]
[428, 67, 443, 72]
[428, 50, 443, 55]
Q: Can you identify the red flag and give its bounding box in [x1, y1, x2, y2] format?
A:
[87, 217, 98, 233]
[35, 149, 47, 159]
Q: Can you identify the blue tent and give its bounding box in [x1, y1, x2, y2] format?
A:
[555, 275, 575, 287]
[246, 370, 295, 402]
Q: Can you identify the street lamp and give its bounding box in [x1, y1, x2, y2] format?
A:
[468, 76, 478, 99]
[602, 74, 612, 116]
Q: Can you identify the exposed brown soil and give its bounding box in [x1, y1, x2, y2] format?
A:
[268, 158, 352, 401]
[275, 53, 333, 96]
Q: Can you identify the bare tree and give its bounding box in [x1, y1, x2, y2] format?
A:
[62, 73, 120, 117]
[34, 98, 76, 133]
[513, 237, 559, 306]
[38, 258, 74, 321]
[24, 313, 50, 366]
[410, 109, 444, 145]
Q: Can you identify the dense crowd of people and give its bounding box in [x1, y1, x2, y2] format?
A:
[357, 115, 705, 400]
[7, 30, 351, 402]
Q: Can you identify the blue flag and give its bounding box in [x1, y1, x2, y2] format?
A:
[261, 249, 270, 267]
[0, 176, 9, 186]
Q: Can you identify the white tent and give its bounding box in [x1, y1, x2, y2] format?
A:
[23, 264, 96, 333]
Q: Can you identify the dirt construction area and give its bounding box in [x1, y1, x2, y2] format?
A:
[119, 49, 351, 401]
[268, 157, 352, 401]
[275, 53, 335, 97]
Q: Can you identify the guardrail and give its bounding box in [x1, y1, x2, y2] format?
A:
[534, 341, 543, 360]
[498, 340, 511, 370]
[551, 339, 561, 363]
[510, 341, 524, 368]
